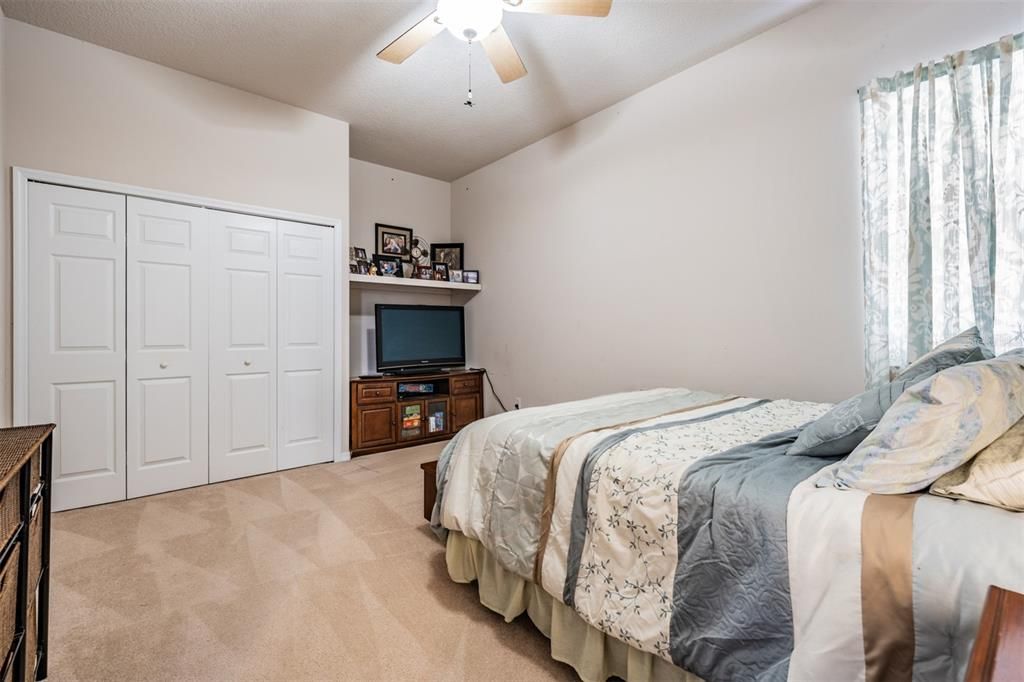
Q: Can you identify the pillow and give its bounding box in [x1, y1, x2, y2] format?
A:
[788, 379, 916, 456]
[896, 326, 994, 384]
[929, 416, 1024, 511]
[817, 349, 1024, 494]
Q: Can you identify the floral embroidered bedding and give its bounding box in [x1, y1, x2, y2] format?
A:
[431, 387, 1024, 681]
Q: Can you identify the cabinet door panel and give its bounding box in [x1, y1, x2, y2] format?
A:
[451, 395, 481, 432]
[127, 197, 209, 498]
[209, 211, 277, 482]
[357, 406, 395, 448]
[28, 183, 126, 511]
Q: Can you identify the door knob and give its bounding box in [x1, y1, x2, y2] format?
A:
[159, 362, 168, 369]
[244, 360, 252, 366]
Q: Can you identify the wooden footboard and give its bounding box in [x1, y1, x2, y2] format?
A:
[421, 460, 438, 521]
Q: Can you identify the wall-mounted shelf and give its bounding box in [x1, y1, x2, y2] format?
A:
[349, 273, 481, 294]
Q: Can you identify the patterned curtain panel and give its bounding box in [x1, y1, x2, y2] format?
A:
[860, 33, 1024, 387]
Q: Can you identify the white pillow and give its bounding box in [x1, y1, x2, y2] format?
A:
[818, 349, 1024, 494]
[929, 416, 1024, 511]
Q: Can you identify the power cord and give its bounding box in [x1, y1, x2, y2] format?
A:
[471, 367, 510, 412]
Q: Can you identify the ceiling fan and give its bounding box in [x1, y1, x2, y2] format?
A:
[377, 0, 613, 86]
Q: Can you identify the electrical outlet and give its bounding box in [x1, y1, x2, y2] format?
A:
[513, 397, 522, 410]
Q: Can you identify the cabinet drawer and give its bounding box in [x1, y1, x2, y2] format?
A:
[0, 483, 19, 551]
[451, 375, 481, 395]
[28, 502, 42, 592]
[0, 545, 19, 659]
[357, 383, 395, 405]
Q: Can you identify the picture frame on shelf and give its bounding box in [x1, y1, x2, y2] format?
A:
[414, 265, 434, 280]
[376, 223, 414, 262]
[463, 270, 480, 284]
[450, 269, 463, 283]
[349, 264, 357, 273]
[431, 243, 464, 270]
[373, 254, 403, 277]
[355, 260, 371, 275]
[432, 262, 450, 281]
[352, 246, 368, 261]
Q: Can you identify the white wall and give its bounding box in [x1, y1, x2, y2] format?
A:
[452, 1, 1023, 411]
[0, 19, 351, 425]
[349, 159, 453, 376]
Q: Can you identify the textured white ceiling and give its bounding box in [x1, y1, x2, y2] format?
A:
[1, 0, 813, 180]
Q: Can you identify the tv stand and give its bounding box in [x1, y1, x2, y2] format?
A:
[349, 368, 484, 457]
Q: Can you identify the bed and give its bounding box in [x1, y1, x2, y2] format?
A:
[430, 387, 1024, 682]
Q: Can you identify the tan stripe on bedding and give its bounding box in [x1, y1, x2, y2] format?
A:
[531, 396, 740, 584]
[861, 493, 919, 682]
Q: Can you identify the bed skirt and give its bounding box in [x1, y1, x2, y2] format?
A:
[445, 531, 702, 682]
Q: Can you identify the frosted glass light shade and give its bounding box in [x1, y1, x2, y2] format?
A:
[437, 0, 504, 42]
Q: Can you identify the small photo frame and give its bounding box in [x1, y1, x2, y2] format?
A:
[349, 264, 357, 273]
[352, 246, 368, 261]
[450, 269, 463, 283]
[414, 264, 434, 280]
[432, 262, 450, 281]
[463, 270, 480, 284]
[355, 259, 371, 275]
[376, 223, 414, 262]
[431, 243, 464, 271]
[373, 254, 403, 277]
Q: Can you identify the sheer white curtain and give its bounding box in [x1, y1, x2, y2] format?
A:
[860, 33, 1024, 387]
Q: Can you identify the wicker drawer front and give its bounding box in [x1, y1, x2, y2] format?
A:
[0, 546, 19, 659]
[28, 453, 40, 498]
[23, 594, 35, 682]
[0, 484, 20, 551]
[451, 375, 481, 395]
[357, 383, 395, 405]
[28, 505, 42, 592]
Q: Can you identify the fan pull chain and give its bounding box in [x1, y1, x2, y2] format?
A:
[464, 40, 475, 108]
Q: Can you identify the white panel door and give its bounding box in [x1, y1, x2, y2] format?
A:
[27, 183, 126, 511]
[209, 211, 277, 482]
[127, 197, 209, 498]
[277, 221, 334, 470]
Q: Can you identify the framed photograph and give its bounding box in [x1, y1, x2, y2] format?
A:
[376, 223, 414, 262]
[463, 270, 480, 284]
[352, 246, 368, 261]
[450, 269, 464, 283]
[373, 254, 403, 277]
[432, 262, 450, 281]
[431, 243, 464, 271]
[355, 259, 371, 275]
[414, 264, 434, 280]
[349, 264, 357, 274]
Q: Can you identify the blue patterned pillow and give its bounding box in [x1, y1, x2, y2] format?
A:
[788, 380, 915, 456]
[896, 326, 994, 384]
[818, 349, 1024, 494]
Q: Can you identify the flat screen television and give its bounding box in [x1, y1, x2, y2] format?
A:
[375, 304, 466, 373]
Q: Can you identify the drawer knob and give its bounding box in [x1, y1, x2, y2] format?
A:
[159, 362, 168, 369]
[244, 360, 252, 367]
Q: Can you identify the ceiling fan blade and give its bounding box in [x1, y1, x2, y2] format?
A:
[482, 25, 527, 84]
[503, 0, 612, 17]
[377, 11, 444, 64]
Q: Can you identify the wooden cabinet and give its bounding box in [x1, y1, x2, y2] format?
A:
[451, 395, 481, 431]
[0, 425, 53, 682]
[350, 370, 485, 457]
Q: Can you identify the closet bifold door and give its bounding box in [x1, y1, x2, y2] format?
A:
[126, 198, 209, 498]
[27, 183, 127, 511]
[277, 221, 334, 470]
[208, 211, 278, 483]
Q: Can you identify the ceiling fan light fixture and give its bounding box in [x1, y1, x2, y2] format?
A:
[437, 0, 504, 42]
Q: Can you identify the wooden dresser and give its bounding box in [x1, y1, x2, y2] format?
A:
[350, 369, 484, 456]
[0, 425, 53, 682]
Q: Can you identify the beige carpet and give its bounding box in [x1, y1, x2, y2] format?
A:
[49, 442, 576, 681]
